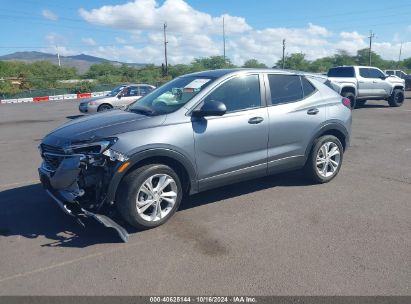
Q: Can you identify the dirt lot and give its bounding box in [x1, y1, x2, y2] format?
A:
[0, 95, 410, 295]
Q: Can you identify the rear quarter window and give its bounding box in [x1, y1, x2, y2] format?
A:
[301, 77, 317, 97]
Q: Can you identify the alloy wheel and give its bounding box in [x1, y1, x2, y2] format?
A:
[136, 174, 178, 222]
[316, 142, 341, 178]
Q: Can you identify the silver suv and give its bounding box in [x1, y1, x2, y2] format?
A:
[79, 84, 156, 113]
[38, 69, 352, 242]
[327, 66, 405, 108]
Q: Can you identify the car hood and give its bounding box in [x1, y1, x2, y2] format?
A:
[387, 76, 405, 85]
[42, 109, 166, 146]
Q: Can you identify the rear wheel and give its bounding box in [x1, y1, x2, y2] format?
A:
[342, 91, 356, 109]
[388, 89, 404, 107]
[304, 135, 344, 183]
[97, 104, 113, 112]
[117, 164, 183, 229]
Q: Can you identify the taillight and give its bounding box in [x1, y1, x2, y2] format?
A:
[342, 97, 351, 109]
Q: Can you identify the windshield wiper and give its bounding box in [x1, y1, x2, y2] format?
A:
[128, 106, 155, 116]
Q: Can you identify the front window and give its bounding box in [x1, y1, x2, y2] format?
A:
[128, 76, 215, 115]
[107, 85, 126, 96]
[203, 74, 261, 112]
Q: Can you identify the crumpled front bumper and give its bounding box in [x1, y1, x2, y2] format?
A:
[38, 161, 129, 243]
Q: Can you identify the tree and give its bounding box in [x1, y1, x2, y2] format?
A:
[355, 48, 384, 67]
[310, 57, 335, 73]
[192, 56, 236, 70]
[276, 53, 310, 71]
[242, 59, 267, 68]
[334, 50, 356, 66]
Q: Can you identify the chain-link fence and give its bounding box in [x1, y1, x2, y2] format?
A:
[0, 81, 168, 100]
[0, 84, 117, 100]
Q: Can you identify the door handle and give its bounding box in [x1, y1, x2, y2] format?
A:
[248, 117, 264, 124]
[307, 108, 319, 115]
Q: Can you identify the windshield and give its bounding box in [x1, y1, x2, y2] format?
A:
[107, 85, 126, 96]
[128, 76, 215, 115]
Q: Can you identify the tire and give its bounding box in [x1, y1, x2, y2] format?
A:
[342, 91, 356, 109]
[117, 164, 183, 229]
[388, 89, 404, 107]
[304, 135, 344, 184]
[97, 104, 113, 112]
[356, 100, 366, 108]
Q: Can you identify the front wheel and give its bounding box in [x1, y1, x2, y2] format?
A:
[388, 89, 404, 107]
[117, 164, 183, 229]
[97, 104, 113, 112]
[304, 135, 344, 183]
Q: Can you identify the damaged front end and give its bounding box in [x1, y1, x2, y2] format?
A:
[38, 137, 130, 242]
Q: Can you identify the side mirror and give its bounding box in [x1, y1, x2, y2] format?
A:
[192, 100, 227, 117]
[380, 75, 387, 80]
[117, 94, 122, 99]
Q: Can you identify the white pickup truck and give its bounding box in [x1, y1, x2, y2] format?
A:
[327, 66, 405, 108]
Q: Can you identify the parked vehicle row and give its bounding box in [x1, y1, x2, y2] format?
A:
[79, 84, 156, 113]
[384, 69, 411, 91]
[327, 66, 406, 108]
[40, 69, 352, 241]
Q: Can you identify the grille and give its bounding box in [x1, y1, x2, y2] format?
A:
[40, 144, 66, 172]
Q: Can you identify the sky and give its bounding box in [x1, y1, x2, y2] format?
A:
[1, 0, 411, 66]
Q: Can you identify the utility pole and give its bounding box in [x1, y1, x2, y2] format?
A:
[282, 39, 286, 69]
[223, 17, 226, 62]
[55, 45, 61, 67]
[398, 42, 403, 63]
[163, 23, 168, 76]
[368, 30, 375, 66]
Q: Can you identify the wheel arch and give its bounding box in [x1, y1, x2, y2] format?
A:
[341, 85, 356, 96]
[106, 148, 198, 204]
[305, 122, 349, 161]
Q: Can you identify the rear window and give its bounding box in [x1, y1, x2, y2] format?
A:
[327, 67, 355, 77]
[268, 74, 303, 105]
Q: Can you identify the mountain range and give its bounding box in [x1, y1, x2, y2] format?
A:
[0, 51, 147, 74]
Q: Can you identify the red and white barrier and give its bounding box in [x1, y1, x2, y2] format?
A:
[0, 91, 111, 104]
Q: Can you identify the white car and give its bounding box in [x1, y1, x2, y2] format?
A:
[79, 84, 156, 113]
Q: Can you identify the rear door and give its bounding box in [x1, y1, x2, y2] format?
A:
[265, 74, 326, 174]
[193, 73, 269, 190]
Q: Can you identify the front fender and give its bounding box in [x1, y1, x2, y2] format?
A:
[106, 148, 198, 204]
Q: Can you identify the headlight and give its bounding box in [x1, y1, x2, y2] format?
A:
[103, 149, 129, 162]
[65, 138, 118, 154]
